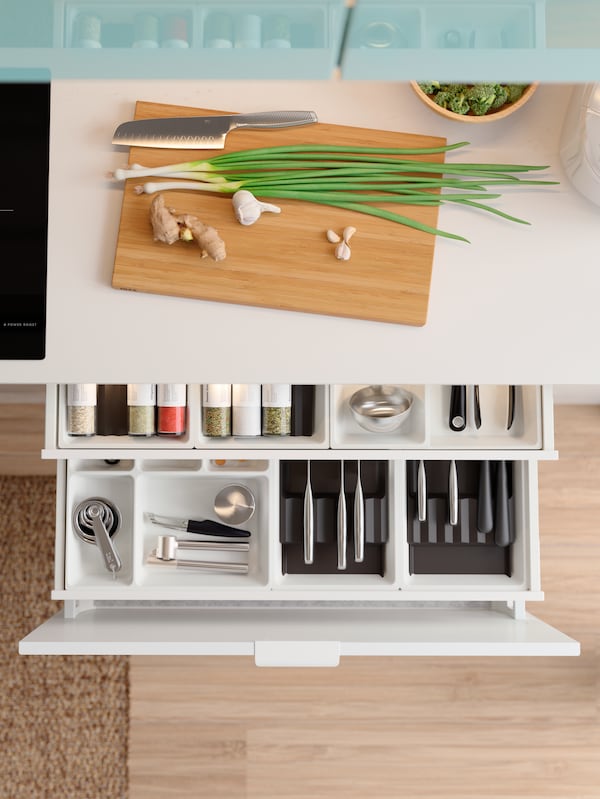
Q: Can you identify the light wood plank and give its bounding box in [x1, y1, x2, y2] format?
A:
[0, 403, 54, 476]
[129, 404, 600, 799]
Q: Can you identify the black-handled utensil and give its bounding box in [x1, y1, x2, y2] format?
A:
[477, 460, 494, 533]
[507, 385, 516, 430]
[473, 385, 482, 430]
[148, 513, 251, 538]
[494, 461, 512, 547]
[449, 385, 467, 431]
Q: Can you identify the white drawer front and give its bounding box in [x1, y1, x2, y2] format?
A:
[19, 606, 580, 662]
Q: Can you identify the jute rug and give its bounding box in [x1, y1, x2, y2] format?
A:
[0, 476, 128, 799]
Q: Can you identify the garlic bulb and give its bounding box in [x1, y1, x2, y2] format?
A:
[232, 190, 281, 226]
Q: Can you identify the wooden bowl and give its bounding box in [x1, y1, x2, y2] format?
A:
[410, 82, 538, 123]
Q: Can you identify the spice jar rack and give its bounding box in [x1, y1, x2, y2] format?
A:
[54, 0, 347, 79]
[46, 383, 553, 458]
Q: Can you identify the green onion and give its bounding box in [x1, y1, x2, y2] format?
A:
[115, 141, 557, 242]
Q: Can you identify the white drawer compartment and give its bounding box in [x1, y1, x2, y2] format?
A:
[56, 458, 274, 598]
[46, 384, 329, 455]
[53, 456, 541, 603]
[330, 384, 553, 453]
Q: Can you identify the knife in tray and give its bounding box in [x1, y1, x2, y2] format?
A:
[112, 110, 318, 149]
[147, 512, 251, 537]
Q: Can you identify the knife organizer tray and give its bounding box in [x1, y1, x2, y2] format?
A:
[53, 454, 537, 600]
[279, 459, 389, 576]
[406, 460, 514, 576]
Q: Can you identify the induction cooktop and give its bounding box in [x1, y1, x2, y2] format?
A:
[0, 70, 50, 360]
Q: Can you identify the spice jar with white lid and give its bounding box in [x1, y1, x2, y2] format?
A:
[262, 384, 291, 436]
[202, 384, 232, 437]
[127, 384, 156, 436]
[157, 384, 187, 436]
[67, 384, 97, 436]
[232, 384, 261, 437]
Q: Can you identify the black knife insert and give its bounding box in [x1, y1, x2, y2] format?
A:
[407, 460, 514, 575]
[279, 460, 388, 575]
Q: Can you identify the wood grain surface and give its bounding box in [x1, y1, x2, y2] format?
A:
[112, 101, 447, 326]
[128, 405, 600, 799]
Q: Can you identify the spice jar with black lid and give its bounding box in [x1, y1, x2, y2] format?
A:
[262, 384, 291, 436]
[67, 384, 97, 436]
[202, 384, 232, 437]
[127, 384, 156, 436]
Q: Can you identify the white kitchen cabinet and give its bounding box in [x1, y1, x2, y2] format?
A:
[19, 383, 580, 663]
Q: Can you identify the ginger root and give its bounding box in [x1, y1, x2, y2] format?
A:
[149, 194, 226, 262]
[149, 194, 180, 245]
[177, 214, 226, 262]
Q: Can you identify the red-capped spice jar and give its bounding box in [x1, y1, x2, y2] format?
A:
[162, 15, 190, 48]
[157, 383, 187, 436]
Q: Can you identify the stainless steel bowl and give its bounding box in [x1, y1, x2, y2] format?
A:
[349, 385, 414, 433]
[214, 483, 256, 525]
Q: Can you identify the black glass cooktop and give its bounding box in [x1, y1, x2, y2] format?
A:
[0, 70, 50, 359]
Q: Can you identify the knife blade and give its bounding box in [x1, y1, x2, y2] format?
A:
[147, 512, 251, 537]
[448, 460, 459, 527]
[112, 110, 318, 149]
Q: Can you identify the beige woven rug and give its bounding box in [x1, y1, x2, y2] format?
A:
[0, 476, 128, 799]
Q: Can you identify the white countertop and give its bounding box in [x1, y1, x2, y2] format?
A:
[3, 79, 599, 384]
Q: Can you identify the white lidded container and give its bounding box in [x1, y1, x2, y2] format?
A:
[560, 83, 600, 207]
[232, 384, 261, 437]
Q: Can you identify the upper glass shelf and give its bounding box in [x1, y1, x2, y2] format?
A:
[1, 0, 600, 80]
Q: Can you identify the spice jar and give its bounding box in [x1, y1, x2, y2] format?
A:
[127, 384, 156, 436]
[263, 14, 292, 48]
[132, 13, 159, 48]
[157, 384, 187, 436]
[262, 384, 291, 436]
[232, 384, 261, 437]
[67, 384, 97, 436]
[202, 384, 231, 437]
[204, 12, 233, 48]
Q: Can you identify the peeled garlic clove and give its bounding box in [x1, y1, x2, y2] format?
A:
[335, 241, 352, 261]
[326, 229, 341, 243]
[343, 226, 357, 243]
[232, 189, 281, 226]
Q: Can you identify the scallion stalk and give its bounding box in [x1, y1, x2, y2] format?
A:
[114, 141, 557, 241]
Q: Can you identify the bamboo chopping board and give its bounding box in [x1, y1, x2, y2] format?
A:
[112, 101, 447, 326]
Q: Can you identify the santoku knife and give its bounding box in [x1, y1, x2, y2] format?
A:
[112, 110, 318, 149]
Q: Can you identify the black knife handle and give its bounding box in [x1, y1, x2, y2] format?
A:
[449, 385, 467, 431]
[494, 461, 511, 547]
[477, 460, 494, 533]
[186, 519, 251, 538]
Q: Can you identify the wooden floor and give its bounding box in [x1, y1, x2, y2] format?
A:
[3, 402, 599, 798]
